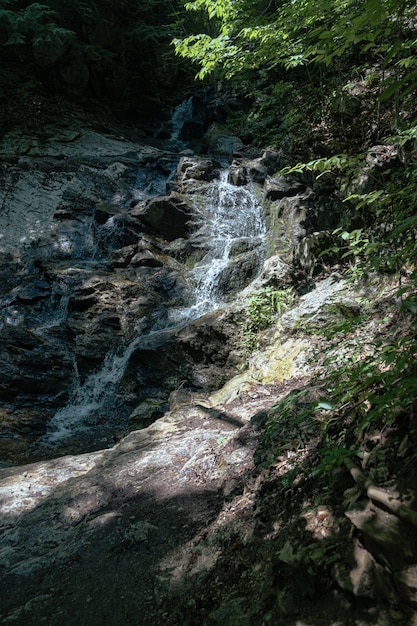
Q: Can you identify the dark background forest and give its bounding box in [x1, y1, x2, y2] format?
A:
[0, 0, 197, 125]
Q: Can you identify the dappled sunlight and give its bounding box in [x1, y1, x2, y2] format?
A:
[0, 452, 104, 519]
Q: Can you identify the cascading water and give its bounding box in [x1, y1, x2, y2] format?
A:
[169, 97, 193, 146]
[40, 166, 267, 449]
[170, 169, 266, 321]
[42, 335, 143, 446]
[38, 172, 266, 450]
[37, 98, 267, 452]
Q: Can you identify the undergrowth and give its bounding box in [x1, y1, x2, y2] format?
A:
[242, 286, 294, 350]
[258, 284, 417, 482]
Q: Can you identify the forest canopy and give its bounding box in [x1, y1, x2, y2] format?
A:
[0, 0, 196, 118]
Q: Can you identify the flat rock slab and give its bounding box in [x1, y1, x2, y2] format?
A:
[0, 401, 262, 625]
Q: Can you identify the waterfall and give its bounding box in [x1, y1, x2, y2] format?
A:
[40, 166, 266, 448]
[35, 90, 266, 450]
[41, 335, 143, 445]
[170, 169, 266, 321]
[169, 97, 193, 146]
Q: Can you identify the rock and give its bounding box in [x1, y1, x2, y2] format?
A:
[281, 274, 348, 328]
[202, 123, 244, 157]
[332, 539, 395, 601]
[0, 396, 260, 622]
[343, 144, 400, 196]
[131, 193, 195, 240]
[229, 157, 267, 186]
[229, 238, 263, 257]
[293, 230, 340, 279]
[174, 155, 220, 190]
[180, 119, 205, 142]
[249, 254, 292, 290]
[0, 326, 73, 404]
[109, 244, 163, 269]
[264, 175, 307, 201]
[32, 28, 73, 67]
[130, 249, 164, 268]
[209, 335, 309, 406]
[127, 399, 168, 430]
[217, 250, 264, 297]
[395, 565, 417, 606]
[346, 503, 417, 571]
[174, 309, 243, 389]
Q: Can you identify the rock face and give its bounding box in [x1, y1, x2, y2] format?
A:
[0, 111, 347, 463]
[0, 396, 264, 625]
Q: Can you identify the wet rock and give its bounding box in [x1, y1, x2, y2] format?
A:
[100, 213, 149, 249]
[229, 157, 268, 186]
[174, 155, 220, 190]
[9, 280, 50, 304]
[250, 254, 292, 290]
[229, 238, 263, 257]
[0, 326, 73, 403]
[217, 250, 264, 297]
[109, 244, 163, 269]
[202, 123, 244, 157]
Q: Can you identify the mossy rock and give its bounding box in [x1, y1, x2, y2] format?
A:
[128, 399, 167, 430]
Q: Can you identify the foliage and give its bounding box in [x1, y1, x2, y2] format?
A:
[255, 389, 318, 468]
[313, 308, 417, 474]
[224, 79, 299, 145]
[242, 286, 294, 348]
[174, 0, 417, 152]
[174, 0, 417, 92]
[0, 0, 195, 117]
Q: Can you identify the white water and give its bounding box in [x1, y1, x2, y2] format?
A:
[42, 335, 143, 444]
[40, 102, 266, 446]
[42, 168, 266, 447]
[169, 97, 193, 146]
[170, 169, 266, 321]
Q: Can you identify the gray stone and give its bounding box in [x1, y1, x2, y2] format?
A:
[264, 175, 307, 201]
[131, 193, 195, 240]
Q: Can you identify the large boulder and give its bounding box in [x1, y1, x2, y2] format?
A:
[130, 193, 196, 240]
[172, 156, 221, 192]
[217, 250, 265, 298]
[202, 123, 244, 157]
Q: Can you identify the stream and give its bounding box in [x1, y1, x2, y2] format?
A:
[25, 103, 268, 456]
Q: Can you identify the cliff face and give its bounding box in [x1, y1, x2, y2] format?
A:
[0, 102, 324, 463]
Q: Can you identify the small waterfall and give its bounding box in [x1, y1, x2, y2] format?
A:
[171, 169, 266, 320]
[38, 92, 266, 450]
[33, 281, 70, 332]
[41, 335, 143, 445]
[41, 166, 266, 447]
[169, 97, 193, 146]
